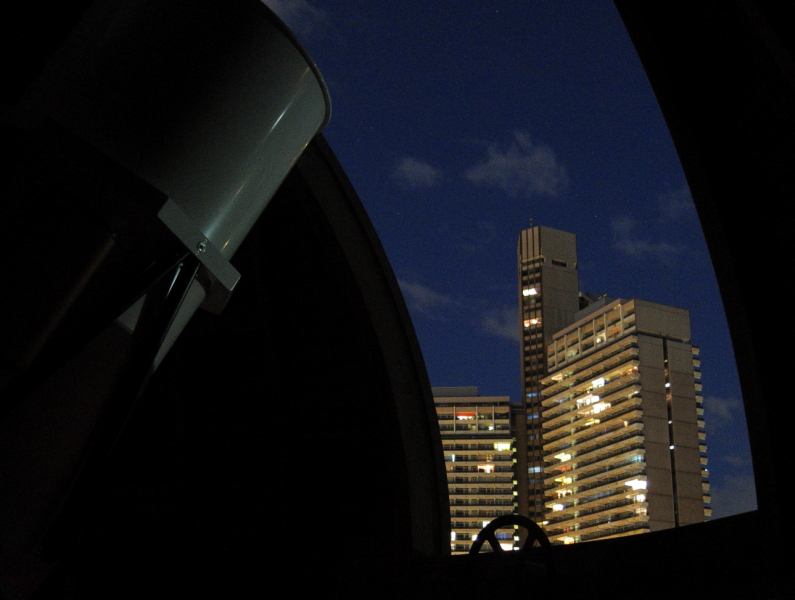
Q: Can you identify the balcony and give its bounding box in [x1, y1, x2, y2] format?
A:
[542, 409, 644, 454]
[545, 432, 645, 477]
[542, 356, 641, 409]
[544, 444, 645, 488]
[542, 382, 642, 430]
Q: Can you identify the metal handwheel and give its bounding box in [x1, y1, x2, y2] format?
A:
[468, 514, 552, 555]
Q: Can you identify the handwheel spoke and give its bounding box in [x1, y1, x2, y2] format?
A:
[485, 530, 502, 553]
[469, 515, 552, 557]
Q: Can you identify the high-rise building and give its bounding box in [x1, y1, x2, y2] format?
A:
[516, 226, 580, 524]
[433, 387, 516, 554]
[539, 299, 710, 544]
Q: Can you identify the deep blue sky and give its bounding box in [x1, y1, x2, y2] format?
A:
[264, 0, 756, 519]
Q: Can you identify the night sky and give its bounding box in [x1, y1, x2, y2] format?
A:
[264, 0, 756, 519]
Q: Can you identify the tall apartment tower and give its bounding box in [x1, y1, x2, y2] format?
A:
[540, 299, 710, 544]
[516, 226, 580, 524]
[433, 387, 516, 554]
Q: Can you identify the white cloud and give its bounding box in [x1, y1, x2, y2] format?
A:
[398, 280, 456, 316]
[464, 132, 569, 197]
[393, 157, 442, 189]
[610, 215, 684, 264]
[261, 0, 327, 37]
[482, 306, 520, 342]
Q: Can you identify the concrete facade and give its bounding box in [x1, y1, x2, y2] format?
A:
[540, 299, 709, 544]
[516, 226, 580, 524]
[433, 387, 516, 554]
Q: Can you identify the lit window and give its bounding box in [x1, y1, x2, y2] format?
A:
[494, 442, 511, 451]
[591, 377, 605, 388]
[625, 479, 647, 491]
[478, 464, 495, 473]
[555, 452, 572, 462]
[522, 288, 538, 297]
[577, 395, 600, 406]
[552, 504, 564, 511]
[563, 537, 575, 545]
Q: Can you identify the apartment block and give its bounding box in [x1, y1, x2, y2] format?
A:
[539, 299, 709, 544]
[433, 387, 516, 554]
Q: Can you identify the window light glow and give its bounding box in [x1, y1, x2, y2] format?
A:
[478, 464, 495, 473]
[625, 479, 647, 491]
[552, 503, 564, 511]
[577, 395, 600, 406]
[563, 537, 575, 545]
[522, 288, 538, 296]
[555, 452, 572, 462]
[591, 377, 605, 388]
[494, 442, 511, 451]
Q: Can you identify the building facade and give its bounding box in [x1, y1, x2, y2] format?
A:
[433, 387, 516, 554]
[516, 226, 580, 524]
[539, 299, 710, 544]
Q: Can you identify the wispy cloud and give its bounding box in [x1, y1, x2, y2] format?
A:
[611, 183, 699, 265]
[393, 157, 442, 190]
[261, 0, 327, 37]
[709, 474, 757, 518]
[610, 215, 685, 264]
[657, 184, 696, 223]
[703, 395, 744, 431]
[398, 279, 457, 317]
[482, 305, 520, 342]
[464, 132, 569, 197]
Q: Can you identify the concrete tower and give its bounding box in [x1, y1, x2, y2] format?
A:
[516, 226, 580, 524]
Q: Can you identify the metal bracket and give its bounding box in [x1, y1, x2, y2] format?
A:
[157, 199, 241, 314]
